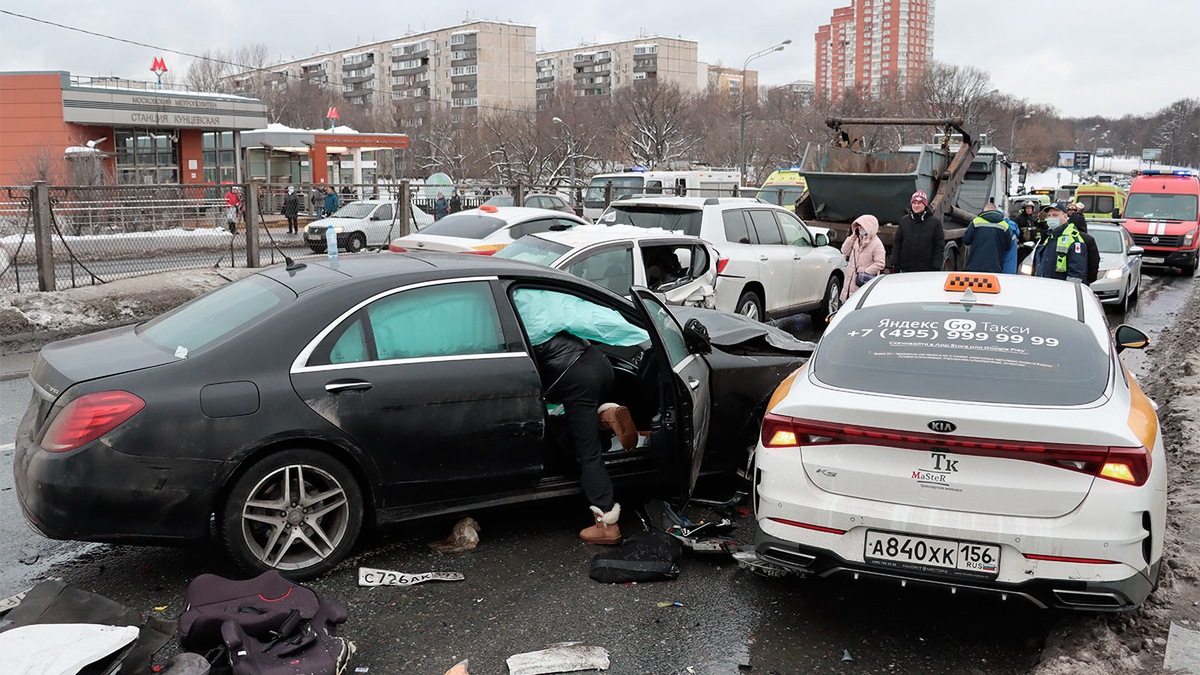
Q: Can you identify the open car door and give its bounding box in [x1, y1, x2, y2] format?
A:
[628, 286, 712, 499]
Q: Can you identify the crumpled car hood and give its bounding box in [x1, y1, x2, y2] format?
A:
[668, 306, 815, 355]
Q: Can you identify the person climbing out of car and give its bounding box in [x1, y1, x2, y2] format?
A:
[512, 288, 647, 545]
[892, 190, 945, 272]
[840, 214, 885, 301]
[1032, 202, 1088, 282]
[963, 200, 1014, 273]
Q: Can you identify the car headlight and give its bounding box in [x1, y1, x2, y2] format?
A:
[333, 227, 344, 234]
[1019, 263, 1033, 275]
[1185, 230, 1196, 246]
[1104, 268, 1124, 280]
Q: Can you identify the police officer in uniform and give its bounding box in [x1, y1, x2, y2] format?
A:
[1032, 202, 1088, 282]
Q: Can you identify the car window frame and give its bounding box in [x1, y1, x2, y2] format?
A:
[748, 209, 784, 245]
[774, 209, 812, 247]
[503, 279, 649, 354]
[639, 239, 710, 286]
[721, 208, 754, 245]
[562, 243, 637, 295]
[292, 276, 525, 373]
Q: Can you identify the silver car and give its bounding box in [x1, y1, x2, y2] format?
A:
[1088, 222, 1143, 313]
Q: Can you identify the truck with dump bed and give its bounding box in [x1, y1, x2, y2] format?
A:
[794, 117, 1011, 271]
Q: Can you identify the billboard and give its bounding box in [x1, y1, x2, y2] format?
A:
[1142, 148, 1163, 162]
[1096, 147, 1114, 157]
[1057, 151, 1092, 170]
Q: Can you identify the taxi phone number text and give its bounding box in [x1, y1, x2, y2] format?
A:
[848, 328, 1059, 347]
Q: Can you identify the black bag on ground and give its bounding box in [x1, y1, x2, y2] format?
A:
[178, 570, 320, 651]
[222, 600, 355, 675]
[589, 530, 682, 583]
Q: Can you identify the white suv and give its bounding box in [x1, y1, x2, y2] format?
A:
[306, 199, 434, 253]
[597, 197, 847, 321]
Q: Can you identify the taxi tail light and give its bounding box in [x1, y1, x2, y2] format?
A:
[464, 249, 497, 256]
[40, 391, 145, 453]
[762, 416, 1150, 486]
[716, 258, 730, 274]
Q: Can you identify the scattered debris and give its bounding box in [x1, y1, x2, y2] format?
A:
[843, 649, 854, 662]
[0, 587, 30, 615]
[442, 660, 469, 675]
[507, 643, 610, 675]
[357, 568, 465, 587]
[1164, 622, 1200, 674]
[428, 517, 482, 553]
[154, 605, 169, 611]
[158, 652, 211, 675]
[590, 531, 682, 583]
[1, 623, 141, 674]
[656, 602, 684, 608]
[732, 550, 795, 578]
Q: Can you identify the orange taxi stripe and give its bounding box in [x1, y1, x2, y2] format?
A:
[1124, 366, 1159, 450]
[766, 365, 804, 412]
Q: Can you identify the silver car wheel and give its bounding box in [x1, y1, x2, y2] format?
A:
[240, 464, 350, 571]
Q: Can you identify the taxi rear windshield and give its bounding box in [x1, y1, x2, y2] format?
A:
[813, 303, 1110, 405]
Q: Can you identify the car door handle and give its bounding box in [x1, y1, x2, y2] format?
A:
[687, 377, 701, 390]
[325, 380, 373, 393]
[758, 255, 769, 262]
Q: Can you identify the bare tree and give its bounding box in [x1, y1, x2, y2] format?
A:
[185, 49, 233, 93]
[611, 80, 697, 169]
[911, 61, 997, 130]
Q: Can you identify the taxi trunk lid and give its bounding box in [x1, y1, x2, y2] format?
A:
[770, 395, 1138, 519]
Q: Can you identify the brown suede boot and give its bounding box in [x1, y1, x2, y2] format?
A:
[598, 404, 637, 450]
[579, 504, 622, 545]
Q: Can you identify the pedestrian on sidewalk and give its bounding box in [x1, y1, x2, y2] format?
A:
[963, 200, 1014, 273]
[840, 214, 886, 301]
[892, 190, 945, 272]
[282, 185, 301, 234]
[434, 192, 448, 220]
[449, 188, 462, 214]
[323, 186, 340, 218]
[224, 186, 242, 235]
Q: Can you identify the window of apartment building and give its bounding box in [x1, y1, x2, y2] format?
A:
[396, 59, 421, 70]
[451, 65, 478, 76]
[452, 50, 476, 60]
[452, 97, 478, 108]
[451, 34, 466, 45]
[200, 131, 235, 184]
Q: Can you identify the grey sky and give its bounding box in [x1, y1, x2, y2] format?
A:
[2, 1, 1197, 118]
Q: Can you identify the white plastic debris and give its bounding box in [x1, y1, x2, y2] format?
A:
[357, 568, 464, 587]
[842, 649, 854, 662]
[506, 643, 610, 675]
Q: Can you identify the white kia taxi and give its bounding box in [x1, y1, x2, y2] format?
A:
[753, 272, 1166, 610]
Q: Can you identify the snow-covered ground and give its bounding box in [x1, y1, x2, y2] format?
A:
[0, 227, 234, 266]
[1017, 155, 1196, 193]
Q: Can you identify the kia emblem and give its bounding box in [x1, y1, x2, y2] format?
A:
[928, 420, 956, 434]
[1151, 236, 1159, 244]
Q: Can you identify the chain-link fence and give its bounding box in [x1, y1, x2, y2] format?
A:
[0, 187, 34, 292]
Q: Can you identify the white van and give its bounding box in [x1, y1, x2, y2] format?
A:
[305, 199, 434, 253]
[582, 169, 741, 221]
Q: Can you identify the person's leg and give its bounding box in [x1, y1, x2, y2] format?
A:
[555, 347, 614, 511]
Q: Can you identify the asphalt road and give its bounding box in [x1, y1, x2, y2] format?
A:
[0, 269, 1192, 674]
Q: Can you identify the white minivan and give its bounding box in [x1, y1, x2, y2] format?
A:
[305, 199, 434, 253]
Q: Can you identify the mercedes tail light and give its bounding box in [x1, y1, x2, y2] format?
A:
[760, 415, 1150, 486]
[388, 243, 408, 252]
[41, 391, 145, 453]
[716, 258, 730, 274]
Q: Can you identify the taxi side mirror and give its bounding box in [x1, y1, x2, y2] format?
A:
[1114, 324, 1149, 353]
[814, 233, 829, 247]
[1128, 245, 1144, 256]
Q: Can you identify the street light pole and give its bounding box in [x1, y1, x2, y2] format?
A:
[740, 39, 791, 185]
[1010, 112, 1032, 159]
[552, 116, 578, 208]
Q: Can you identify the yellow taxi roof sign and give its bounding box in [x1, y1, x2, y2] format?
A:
[944, 273, 1001, 294]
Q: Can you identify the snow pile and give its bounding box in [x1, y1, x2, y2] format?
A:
[0, 268, 255, 352]
[0, 227, 235, 264]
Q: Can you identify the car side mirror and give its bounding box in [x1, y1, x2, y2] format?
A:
[1114, 324, 1149, 353]
[1112, 209, 1121, 218]
[1128, 245, 1144, 256]
[815, 233, 829, 247]
[683, 318, 712, 355]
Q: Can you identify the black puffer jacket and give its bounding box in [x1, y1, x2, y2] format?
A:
[892, 210, 945, 272]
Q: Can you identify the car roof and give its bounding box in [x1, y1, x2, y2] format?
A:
[856, 272, 1088, 321]
[529, 224, 706, 248]
[1130, 174, 1200, 195]
[258, 250, 586, 288]
[454, 206, 581, 223]
[1085, 222, 1124, 233]
[611, 196, 765, 209]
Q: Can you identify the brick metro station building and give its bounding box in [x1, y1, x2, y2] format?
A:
[0, 70, 268, 185]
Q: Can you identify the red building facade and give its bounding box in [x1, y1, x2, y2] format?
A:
[815, 0, 935, 104]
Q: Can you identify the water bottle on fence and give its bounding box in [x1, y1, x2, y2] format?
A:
[325, 226, 338, 259]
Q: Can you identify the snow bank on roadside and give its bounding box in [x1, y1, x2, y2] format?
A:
[0, 267, 256, 352]
[0, 228, 235, 265]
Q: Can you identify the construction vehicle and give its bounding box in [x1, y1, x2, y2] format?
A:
[795, 117, 1011, 270]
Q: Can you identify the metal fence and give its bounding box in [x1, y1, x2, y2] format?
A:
[1, 178, 791, 294]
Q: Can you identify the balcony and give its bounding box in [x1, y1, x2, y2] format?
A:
[391, 60, 429, 76]
[343, 73, 375, 85]
[451, 87, 478, 98]
[451, 72, 478, 84]
[392, 47, 429, 61]
[633, 61, 658, 73]
[343, 86, 375, 99]
[537, 72, 555, 83]
[342, 59, 375, 73]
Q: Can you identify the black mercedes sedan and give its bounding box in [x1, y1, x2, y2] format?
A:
[14, 253, 810, 578]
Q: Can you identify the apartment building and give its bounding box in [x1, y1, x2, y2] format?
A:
[229, 20, 537, 127]
[815, 0, 935, 103]
[702, 65, 758, 101]
[535, 36, 699, 109]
